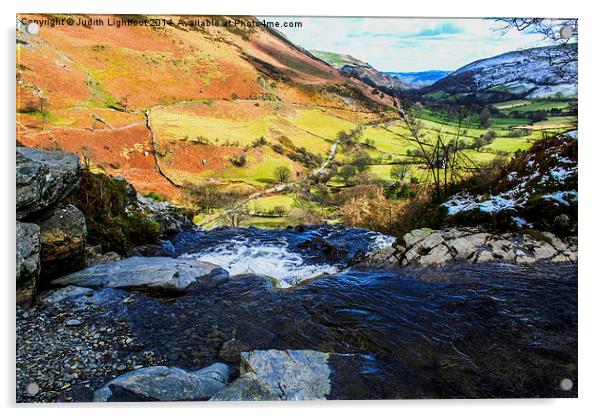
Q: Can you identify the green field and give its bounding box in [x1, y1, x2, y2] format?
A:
[168, 97, 576, 229]
[198, 150, 298, 186]
[494, 100, 573, 113]
[246, 194, 296, 214]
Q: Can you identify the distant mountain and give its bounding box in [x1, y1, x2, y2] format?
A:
[424, 45, 577, 102]
[312, 50, 410, 96]
[385, 71, 451, 87]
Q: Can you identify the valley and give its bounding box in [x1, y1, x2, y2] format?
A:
[15, 15, 579, 402]
[16, 15, 576, 230]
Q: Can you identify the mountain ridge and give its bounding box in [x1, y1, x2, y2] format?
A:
[424, 44, 578, 101]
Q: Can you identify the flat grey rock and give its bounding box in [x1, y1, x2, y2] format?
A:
[210, 373, 281, 401]
[94, 363, 230, 402]
[41, 285, 93, 306]
[240, 349, 331, 400]
[52, 256, 228, 291]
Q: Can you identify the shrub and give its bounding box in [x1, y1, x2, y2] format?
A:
[144, 192, 165, 202]
[273, 205, 287, 217]
[64, 170, 161, 254]
[337, 165, 357, 185]
[287, 147, 322, 168]
[340, 187, 444, 237]
[252, 136, 268, 147]
[334, 184, 383, 206]
[286, 207, 322, 226]
[271, 143, 285, 154]
[229, 152, 247, 167]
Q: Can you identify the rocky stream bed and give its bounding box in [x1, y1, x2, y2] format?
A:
[16, 147, 578, 402]
[17, 225, 578, 402]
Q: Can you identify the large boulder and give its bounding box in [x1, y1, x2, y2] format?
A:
[215, 349, 391, 401]
[240, 349, 331, 400]
[210, 373, 281, 401]
[52, 256, 228, 291]
[16, 147, 80, 220]
[94, 363, 230, 402]
[16, 221, 41, 287]
[35, 204, 87, 281]
[16, 221, 42, 304]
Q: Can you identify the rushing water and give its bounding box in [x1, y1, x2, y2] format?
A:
[174, 225, 395, 287]
[62, 226, 579, 399]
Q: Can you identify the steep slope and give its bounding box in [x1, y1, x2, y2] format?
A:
[424, 45, 577, 101]
[16, 14, 393, 200]
[311, 50, 367, 69]
[443, 132, 577, 235]
[311, 50, 410, 96]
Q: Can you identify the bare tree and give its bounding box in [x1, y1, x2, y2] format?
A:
[313, 183, 331, 214]
[338, 165, 357, 185]
[34, 89, 50, 130]
[118, 94, 130, 111]
[79, 145, 93, 170]
[394, 96, 477, 202]
[222, 202, 246, 227]
[494, 18, 577, 80]
[184, 182, 221, 214]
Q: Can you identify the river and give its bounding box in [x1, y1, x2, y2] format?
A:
[20, 225, 578, 400]
[96, 226, 578, 398]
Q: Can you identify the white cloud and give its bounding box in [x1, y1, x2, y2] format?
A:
[259, 17, 558, 72]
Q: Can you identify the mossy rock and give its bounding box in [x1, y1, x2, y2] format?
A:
[64, 170, 161, 254]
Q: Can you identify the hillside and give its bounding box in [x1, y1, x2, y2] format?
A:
[443, 132, 577, 235]
[311, 50, 410, 96]
[310, 50, 367, 69]
[385, 71, 451, 88]
[15, 15, 577, 225]
[423, 44, 578, 102]
[16, 14, 393, 201]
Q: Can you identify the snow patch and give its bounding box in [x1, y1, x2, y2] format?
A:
[511, 216, 527, 228]
[543, 191, 578, 206]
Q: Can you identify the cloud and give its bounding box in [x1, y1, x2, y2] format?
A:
[412, 21, 463, 38]
[261, 17, 557, 72]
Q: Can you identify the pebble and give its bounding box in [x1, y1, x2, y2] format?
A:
[16, 299, 165, 403]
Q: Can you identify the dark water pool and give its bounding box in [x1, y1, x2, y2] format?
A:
[103, 260, 578, 399]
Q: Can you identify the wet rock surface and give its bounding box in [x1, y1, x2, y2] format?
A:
[94, 363, 230, 401]
[52, 257, 228, 292]
[17, 260, 577, 401]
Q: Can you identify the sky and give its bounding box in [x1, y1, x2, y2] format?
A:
[260, 17, 556, 72]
